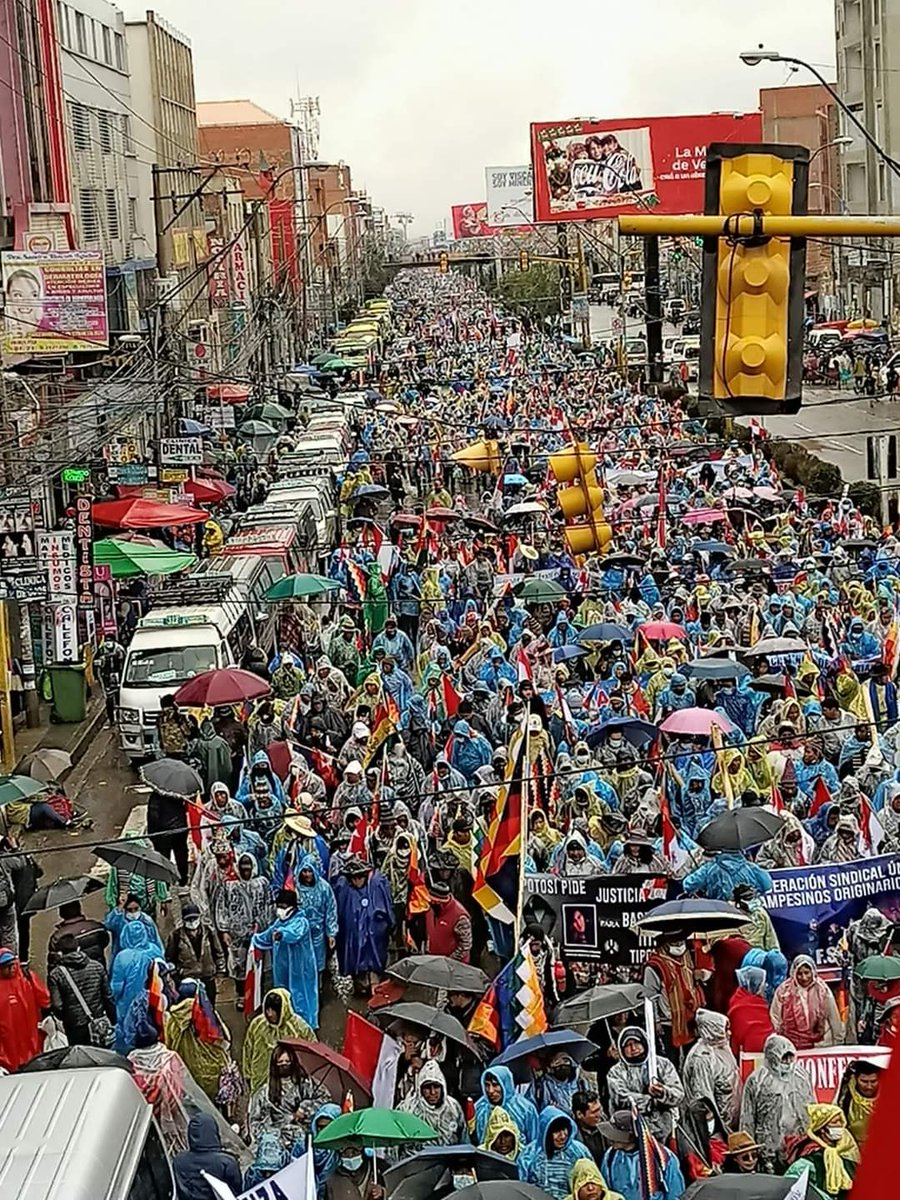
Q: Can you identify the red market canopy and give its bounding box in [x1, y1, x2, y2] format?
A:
[184, 477, 236, 504]
[92, 498, 210, 529]
[207, 383, 250, 404]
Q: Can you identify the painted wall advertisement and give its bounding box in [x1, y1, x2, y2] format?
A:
[530, 111, 763, 223]
[2, 250, 109, 354]
[484, 164, 534, 227]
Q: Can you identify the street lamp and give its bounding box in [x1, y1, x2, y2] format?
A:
[810, 135, 853, 165]
[740, 46, 900, 178]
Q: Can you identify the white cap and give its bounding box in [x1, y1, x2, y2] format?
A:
[345, 759, 363, 776]
[352, 722, 370, 740]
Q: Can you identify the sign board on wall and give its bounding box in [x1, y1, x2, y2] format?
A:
[159, 436, 203, 465]
[37, 530, 76, 599]
[485, 164, 534, 227]
[1, 250, 109, 354]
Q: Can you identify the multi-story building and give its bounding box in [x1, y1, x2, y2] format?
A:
[760, 83, 840, 317]
[125, 10, 207, 334]
[57, 0, 153, 330]
[306, 161, 363, 330]
[834, 0, 900, 321]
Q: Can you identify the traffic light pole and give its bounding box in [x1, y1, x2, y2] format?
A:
[620, 214, 900, 237]
[644, 235, 663, 384]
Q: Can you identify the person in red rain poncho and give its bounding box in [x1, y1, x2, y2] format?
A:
[0, 946, 50, 1071]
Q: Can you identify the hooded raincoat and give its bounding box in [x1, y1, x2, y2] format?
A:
[110, 920, 159, 1045]
[242, 988, 314, 1093]
[398, 1059, 466, 1145]
[519, 1106, 593, 1200]
[294, 853, 339, 971]
[473, 1064, 540, 1146]
[682, 1008, 740, 1126]
[252, 906, 320, 1029]
[606, 1026, 684, 1142]
[739, 1033, 816, 1165]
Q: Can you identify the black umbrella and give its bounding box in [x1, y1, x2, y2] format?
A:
[387, 955, 489, 993]
[18, 1045, 134, 1073]
[697, 808, 786, 852]
[449, 1183, 553, 1200]
[682, 658, 750, 682]
[725, 559, 772, 573]
[371, 1002, 479, 1052]
[386, 1147, 517, 1200]
[490, 1030, 597, 1075]
[23, 875, 104, 914]
[553, 983, 646, 1029]
[585, 716, 658, 750]
[632, 898, 750, 936]
[140, 757, 202, 798]
[598, 553, 645, 569]
[684, 1176, 804, 1200]
[92, 840, 180, 885]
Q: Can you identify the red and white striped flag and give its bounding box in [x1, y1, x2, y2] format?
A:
[342, 1012, 402, 1106]
[660, 793, 689, 871]
[243, 942, 263, 1016]
[749, 418, 767, 440]
[860, 794, 885, 856]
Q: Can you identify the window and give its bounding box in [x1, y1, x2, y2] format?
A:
[79, 189, 100, 244]
[98, 111, 112, 154]
[874, 40, 883, 92]
[102, 24, 112, 65]
[55, 0, 66, 46]
[89, 18, 98, 60]
[128, 196, 138, 236]
[121, 113, 134, 156]
[74, 10, 86, 54]
[114, 30, 125, 70]
[106, 189, 120, 240]
[70, 102, 91, 151]
[879, 161, 887, 204]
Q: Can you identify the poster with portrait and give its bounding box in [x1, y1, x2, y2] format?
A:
[530, 111, 763, 222]
[2, 250, 109, 355]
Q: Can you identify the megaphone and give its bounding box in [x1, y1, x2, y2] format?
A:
[452, 438, 502, 474]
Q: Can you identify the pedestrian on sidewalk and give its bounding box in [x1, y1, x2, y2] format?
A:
[148, 787, 189, 885]
[48, 933, 115, 1046]
[0, 947, 49, 1072]
[1, 834, 41, 964]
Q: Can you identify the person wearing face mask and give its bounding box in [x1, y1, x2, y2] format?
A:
[104, 889, 165, 960]
[732, 884, 780, 952]
[248, 1043, 331, 1151]
[213, 852, 274, 1000]
[672, 1097, 729, 1183]
[770, 954, 844, 1050]
[783, 1104, 859, 1199]
[165, 903, 226, 1006]
[527, 1051, 585, 1114]
[251, 888, 319, 1029]
[655, 671, 694, 722]
[643, 935, 705, 1058]
[816, 813, 862, 865]
[520, 1106, 594, 1200]
[682, 1008, 740, 1128]
[325, 1143, 384, 1200]
[739, 1033, 815, 1171]
[606, 1027, 684, 1143]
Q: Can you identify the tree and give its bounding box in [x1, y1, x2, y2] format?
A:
[497, 262, 561, 321]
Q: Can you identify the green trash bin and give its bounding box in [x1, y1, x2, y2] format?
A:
[47, 664, 87, 723]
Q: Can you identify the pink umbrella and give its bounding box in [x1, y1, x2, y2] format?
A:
[659, 707, 737, 737]
[639, 620, 688, 641]
[753, 486, 783, 503]
[722, 487, 754, 501]
[682, 508, 728, 525]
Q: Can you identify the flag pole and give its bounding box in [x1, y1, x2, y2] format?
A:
[515, 720, 530, 946]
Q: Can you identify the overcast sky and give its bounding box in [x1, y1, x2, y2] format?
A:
[123, 0, 837, 235]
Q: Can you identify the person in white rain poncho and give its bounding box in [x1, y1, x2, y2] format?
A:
[398, 1059, 466, 1145]
[682, 1008, 740, 1127]
[739, 1033, 815, 1170]
[606, 1026, 684, 1142]
[212, 852, 274, 991]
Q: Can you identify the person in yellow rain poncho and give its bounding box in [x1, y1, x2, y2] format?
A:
[836, 1060, 882, 1149]
[745, 739, 775, 795]
[202, 519, 224, 556]
[563, 1158, 625, 1200]
[784, 1104, 859, 1200]
[165, 979, 233, 1103]
[835, 668, 870, 723]
[241, 987, 314, 1094]
[478, 1106, 522, 1163]
[711, 749, 753, 799]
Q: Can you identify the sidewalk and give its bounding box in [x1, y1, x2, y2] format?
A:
[12, 693, 108, 774]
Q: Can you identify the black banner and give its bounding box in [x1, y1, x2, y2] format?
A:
[524, 872, 672, 966]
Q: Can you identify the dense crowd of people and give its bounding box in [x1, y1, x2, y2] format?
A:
[0, 268, 897, 1200]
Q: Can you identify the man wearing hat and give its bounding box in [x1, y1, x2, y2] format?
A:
[599, 1110, 684, 1200]
[373, 613, 415, 674]
[165, 903, 226, 1005]
[424, 880, 472, 962]
[271, 809, 329, 891]
[722, 1131, 764, 1175]
[328, 615, 361, 687]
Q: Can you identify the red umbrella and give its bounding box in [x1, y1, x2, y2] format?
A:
[207, 383, 250, 404]
[92, 498, 210, 528]
[425, 506, 461, 522]
[279, 1039, 372, 1108]
[172, 668, 271, 707]
[638, 620, 688, 640]
[184, 477, 236, 505]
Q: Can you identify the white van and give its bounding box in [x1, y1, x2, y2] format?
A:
[0, 1067, 174, 1200]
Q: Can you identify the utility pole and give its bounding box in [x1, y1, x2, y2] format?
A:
[644, 234, 663, 384]
[556, 224, 572, 334]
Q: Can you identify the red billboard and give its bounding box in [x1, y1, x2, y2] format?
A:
[450, 202, 531, 240]
[530, 111, 762, 223]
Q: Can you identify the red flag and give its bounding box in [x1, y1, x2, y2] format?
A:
[770, 783, 784, 813]
[656, 468, 667, 549]
[809, 775, 831, 817]
[441, 673, 461, 718]
[348, 811, 370, 860]
[243, 942, 263, 1016]
[342, 1011, 385, 1085]
[852, 1029, 900, 1200]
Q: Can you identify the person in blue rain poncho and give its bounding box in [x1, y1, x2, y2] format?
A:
[333, 856, 394, 990]
[671, 760, 711, 841]
[519, 1106, 593, 1200]
[311, 1102, 342, 1195]
[548, 611, 579, 649]
[683, 850, 773, 902]
[656, 672, 694, 718]
[473, 1064, 540, 1145]
[842, 616, 880, 661]
[380, 655, 414, 712]
[237, 750, 287, 808]
[293, 853, 338, 974]
[251, 888, 320, 1029]
[600, 1110, 685, 1200]
[715, 678, 756, 735]
[110, 920, 159, 1050]
[448, 719, 492, 783]
[526, 1053, 584, 1114]
[104, 893, 164, 960]
[479, 647, 517, 692]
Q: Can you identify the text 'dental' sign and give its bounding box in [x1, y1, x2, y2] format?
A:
[760, 854, 900, 964]
[524, 872, 670, 966]
[740, 1046, 890, 1105]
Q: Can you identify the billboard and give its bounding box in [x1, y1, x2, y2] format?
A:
[449, 203, 532, 240]
[485, 165, 534, 227]
[530, 111, 763, 222]
[1, 250, 109, 354]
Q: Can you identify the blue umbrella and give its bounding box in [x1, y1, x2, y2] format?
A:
[691, 541, 735, 556]
[491, 1029, 596, 1077]
[683, 658, 750, 681]
[585, 715, 658, 750]
[352, 483, 390, 498]
[179, 418, 212, 436]
[503, 473, 528, 486]
[577, 622, 632, 642]
[552, 644, 589, 663]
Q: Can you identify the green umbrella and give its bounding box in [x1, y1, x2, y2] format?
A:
[245, 401, 291, 423]
[515, 577, 566, 604]
[0, 775, 48, 807]
[311, 351, 337, 366]
[93, 536, 197, 579]
[238, 419, 277, 437]
[319, 357, 354, 371]
[264, 573, 343, 601]
[314, 1108, 437, 1149]
[856, 955, 900, 982]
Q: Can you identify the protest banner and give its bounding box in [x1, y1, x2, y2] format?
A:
[203, 1143, 315, 1200]
[739, 1045, 890, 1105]
[523, 872, 670, 967]
[760, 854, 900, 964]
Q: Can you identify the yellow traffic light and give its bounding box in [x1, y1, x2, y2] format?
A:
[519, 249, 529, 271]
[439, 251, 449, 274]
[548, 442, 612, 556]
[701, 143, 808, 415]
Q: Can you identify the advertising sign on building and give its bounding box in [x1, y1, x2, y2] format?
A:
[159, 436, 203, 465]
[450, 203, 531, 240]
[74, 495, 94, 612]
[0, 485, 40, 568]
[1, 250, 109, 354]
[37, 530, 77, 599]
[530, 111, 763, 223]
[485, 165, 534, 227]
[52, 602, 78, 663]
